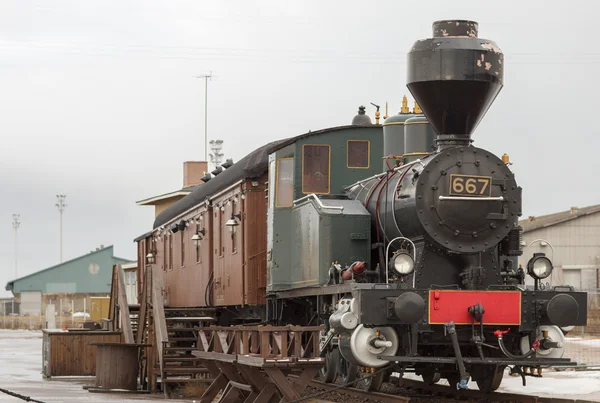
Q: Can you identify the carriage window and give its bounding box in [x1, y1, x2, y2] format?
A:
[219, 208, 224, 257]
[195, 220, 202, 263]
[276, 158, 294, 207]
[231, 200, 238, 254]
[302, 145, 330, 194]
[180, 228, 185, 267]
[347, 140, 370, 168]
[163, 237, 167, 271]
[168, 234, 173, 271]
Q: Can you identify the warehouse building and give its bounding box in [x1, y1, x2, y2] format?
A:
[519, 204, 600, 293]
[5, 245, 132, 316]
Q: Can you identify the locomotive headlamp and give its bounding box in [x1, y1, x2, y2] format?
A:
[527, 253, 553, 280]
[391, 251, 414, 276]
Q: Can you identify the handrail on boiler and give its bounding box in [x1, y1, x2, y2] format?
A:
[292, 194, 344, 211]
[342, 159, 424, 192]
[439, 196, 505, 201]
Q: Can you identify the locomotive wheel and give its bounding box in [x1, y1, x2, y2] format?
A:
[338, 357, 358, 386]
[356, 370, 385, 392]
[475, 365, 505, 393]
[319, 348, 339, 383]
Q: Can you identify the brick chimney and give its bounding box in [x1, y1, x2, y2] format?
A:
[183, 161, 208, 188]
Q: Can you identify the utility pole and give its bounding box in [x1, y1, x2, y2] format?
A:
[195, 72, 212, 161]
[12, 214, 20, 278]
[55, 195, 67, 262]
[12, 214, 19, 317]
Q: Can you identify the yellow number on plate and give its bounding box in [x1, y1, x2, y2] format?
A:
[465, 178, 476, 194]
[452, 177, 464, 193]
[478, 178, 489, 195]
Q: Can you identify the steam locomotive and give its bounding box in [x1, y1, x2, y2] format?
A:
[138, 19, 587, 394]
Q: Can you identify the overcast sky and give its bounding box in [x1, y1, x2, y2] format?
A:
[0, 1, 598, 297]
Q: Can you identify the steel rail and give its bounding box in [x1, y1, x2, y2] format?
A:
[396, 377, 591, 403]
[307, 378, 410, 402]
[304, 376, 591, 403]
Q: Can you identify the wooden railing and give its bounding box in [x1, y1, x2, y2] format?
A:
[196, 325, 324, 403]
[197, 325, 322, 364]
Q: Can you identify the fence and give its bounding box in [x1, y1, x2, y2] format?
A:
[561, 288, 600, 368]
[0, 314, 92, 330]
[0, 293, 104, 331]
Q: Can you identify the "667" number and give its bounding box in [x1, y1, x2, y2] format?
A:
[449, 174, 492, 196]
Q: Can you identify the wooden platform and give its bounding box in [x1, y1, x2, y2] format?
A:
[194, 325, 325, 403]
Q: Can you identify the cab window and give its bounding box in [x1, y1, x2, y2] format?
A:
[276, 158, 294, 207]
[302, 145, 330, 194]
[347, 140, 370, 168]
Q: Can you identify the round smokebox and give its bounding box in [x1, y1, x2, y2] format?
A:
[546, 294, 580, 328]
[394, 292, 426, 324]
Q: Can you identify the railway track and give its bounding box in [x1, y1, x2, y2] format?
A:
[304, 377, 599, 403]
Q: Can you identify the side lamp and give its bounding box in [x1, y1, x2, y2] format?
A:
[146, 252, 155, 265]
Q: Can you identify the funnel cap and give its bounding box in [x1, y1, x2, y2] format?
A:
[407, 20, 503, 141]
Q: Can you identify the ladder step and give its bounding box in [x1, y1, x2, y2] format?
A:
[164, 368, 209, 373]
[162, 378, 213, 383]
[166, 316, 216, 322]
[168, 337, 197, 342]
[164, 357, 201, 361]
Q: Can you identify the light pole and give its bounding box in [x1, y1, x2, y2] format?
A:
[55, 195, 67, 262]
[12, 214, 19, 317]
[195, 72, 212, 161]
[12, 214, 20, 278]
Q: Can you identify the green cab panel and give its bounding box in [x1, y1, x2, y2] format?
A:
[284, 198, 371, 289]
[267, 126, 382, 292]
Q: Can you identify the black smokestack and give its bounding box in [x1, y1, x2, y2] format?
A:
[406, 20, 504, 147]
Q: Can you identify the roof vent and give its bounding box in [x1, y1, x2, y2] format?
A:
[221, 158, 234, 169]
[211, 166, 223, 176]
[201, 173, 212, 183]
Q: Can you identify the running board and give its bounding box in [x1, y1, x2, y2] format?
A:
[378, 355, 575, 367]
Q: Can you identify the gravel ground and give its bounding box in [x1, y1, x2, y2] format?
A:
[301, 383, 480, 403]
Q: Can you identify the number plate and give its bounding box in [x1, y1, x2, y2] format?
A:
[449, 174, 492, 197]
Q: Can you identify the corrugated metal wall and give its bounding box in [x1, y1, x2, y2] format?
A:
[519, 211, 600, 290]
